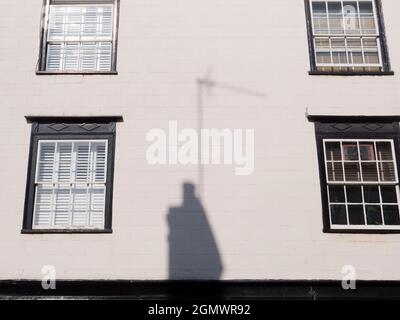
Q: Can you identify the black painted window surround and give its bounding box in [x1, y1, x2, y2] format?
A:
[22, 117, 119, 234]
[312, 117, 400, 233]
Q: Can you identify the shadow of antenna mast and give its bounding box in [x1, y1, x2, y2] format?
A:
[196, 71, 267, 196]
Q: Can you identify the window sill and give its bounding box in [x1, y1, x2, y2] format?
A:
[323, 228, 400, 234]
[309, 70, 394, 76]
[36, 71, 118, 76]
[21, 229, 113, 234]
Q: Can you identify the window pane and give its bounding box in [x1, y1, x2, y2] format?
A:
[48, 5, 113, 41]
[90, 188, 106, 226]
[312, 2, 328, 34]
[37, 143, 56, 183]
[34, 186, 53, 226]
[54, 188, 71, 226]
[316, 51, 332, 64]
[312, 1, 327, 14]
[329, 186, 345, 203]
[383, 206, 400, 225]
[359, 2, 376, 34]
[378, 162, 396, 182]
[381, 186, 398, 203]
[315, 38, 330, 48]
[57, 143, 73, 183]
[64, 43, 80, 71]
[376, 142, 393, 160]
[343, 142, 359, 160]
[359, 142, 375, 160]
[332, 51, 348, 64]
[331, 205, 348, 225]
[72, 188, 89, 226]
[348, 205, 365, 225]
[366, 205, 383, 225]
[361, 163, 378, 181]
[328, 2, 344, 34]
[327, 162, 344, 181]
[346, 185, 363, 203]
[364, 186, 380, 203]
[359, 1, 373, 14]
[344, 162, 361, 181]
[343, 2, 360, 34]
[364, 51, 380, 65]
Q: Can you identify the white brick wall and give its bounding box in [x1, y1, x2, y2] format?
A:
[1, 0, 400, 280]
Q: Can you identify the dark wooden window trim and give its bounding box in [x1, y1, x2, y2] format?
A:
[22, 117, 121, 234]
[37, 0, 120, 75]
[304, 0, 393, 76]
[311, 117, 400, 233]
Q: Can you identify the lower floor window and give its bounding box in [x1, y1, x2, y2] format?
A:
[314, 120, 400, 233]
[23, 119, 116, 233]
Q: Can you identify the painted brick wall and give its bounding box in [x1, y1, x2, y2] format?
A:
[1, 0, 400, 280]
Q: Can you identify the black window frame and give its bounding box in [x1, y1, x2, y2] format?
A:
[304, 0, 393, 76]
[22, 117, 121, 234]
[311, 116, 400, 233]
[37, 0, 120, 75]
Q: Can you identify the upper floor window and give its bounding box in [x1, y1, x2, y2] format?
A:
[305, 0, 392, 75]
[22, 118, 120, 233]
[38, 0, 119, 74]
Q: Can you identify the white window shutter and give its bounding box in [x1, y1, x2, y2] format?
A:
[75, 142, 90, 183]
[48, 6, 66, 41]
[34, 186, 53, 226]
[46, 44, 63, 71]
[57, 143, 73, 183]
[64, 43, 80, 71]
[33, 140, 108, 229]
[93, 141, 107, 183]
[99, 6, 113, 38]
[46, 4, 114, 72]
[90, 188, 106, 226]
[37, 143, 56, 183]
[72, 188, 89, 226]
[81, 42, 97, 71]
[82, 6, 100, 39]
[54, 188, 71, 226]
[98, 42, 112, 71]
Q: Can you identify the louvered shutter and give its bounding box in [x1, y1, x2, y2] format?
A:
[93, 142, 107, 183]
[57, 143, 73, 183]
[54, 188, 71, 226]
[90, 188, 106, 226]
[72, 188, 89, 226]
[46, 4, 114, 72]
[34, 186, 53, 226]
[37, 143, 56, 183]
[46, 43, 63, 71]
[33, 140, 108, 229]
[75, 142, 90, 183]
